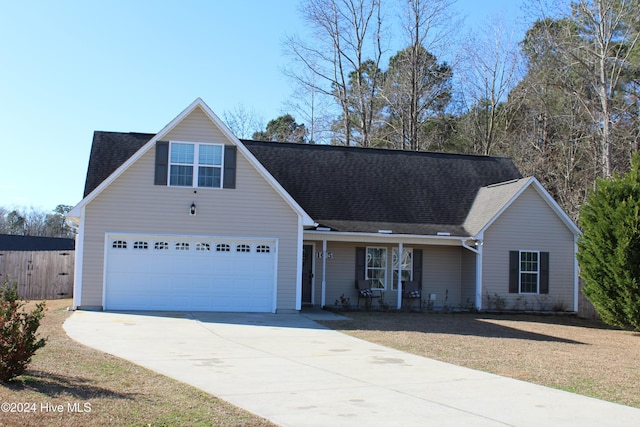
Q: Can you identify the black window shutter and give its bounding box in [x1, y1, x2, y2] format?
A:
[413, 249, 423, 288]
[223, 145, 237, 189]
[154, 141, 169, 185]
[509, 251, 519, 293]
[355, 247, 365, 287]
[539, 252, 549, 294]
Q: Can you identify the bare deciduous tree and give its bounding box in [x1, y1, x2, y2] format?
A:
[538, 0, 640, 178]
[222, 104, 264, 140]
[458, 18, 524, 155]
[285, 0, 383, 146]
[380, 0, 456, 151]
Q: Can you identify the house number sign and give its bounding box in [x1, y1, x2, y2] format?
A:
[316, 251, 333, 259]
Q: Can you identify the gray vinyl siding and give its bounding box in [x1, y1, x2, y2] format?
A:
[309, 241, 465, 310]
[481, 186, 575, 310]
[423, 246, 462, 310]
[461, 249, 477, 309]
[79, 107, 300, 310]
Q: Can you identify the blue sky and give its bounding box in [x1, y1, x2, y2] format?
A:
[0, 0, 528, 211]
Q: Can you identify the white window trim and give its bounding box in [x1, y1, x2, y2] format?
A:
[168, 141, 225, 188]
[519, 250, 540, 294]
[366, 246, 387, 290]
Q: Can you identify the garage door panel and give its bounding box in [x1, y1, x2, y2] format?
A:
[105, 234, 276, 312]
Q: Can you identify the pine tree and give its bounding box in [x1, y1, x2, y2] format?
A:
[577, 154, 640, 331]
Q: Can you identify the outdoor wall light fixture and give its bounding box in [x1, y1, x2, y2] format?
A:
[190, 202, 196, 216]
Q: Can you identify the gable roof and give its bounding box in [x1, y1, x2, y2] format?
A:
[73, 97, 588, 240]
[242, 140, 522, 235]
[69, 99, 313, 226]
[465, 177, 581, 237]
[75, 120, 526, 237]
[0, 234, 75, 251]
[464, 178, 530, 236]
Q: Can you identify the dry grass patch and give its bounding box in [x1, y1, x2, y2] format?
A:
[319, 311, 640, 408]
[0, 299, 275, 427]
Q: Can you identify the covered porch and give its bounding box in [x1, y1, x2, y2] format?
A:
[301, 229, 483, 311]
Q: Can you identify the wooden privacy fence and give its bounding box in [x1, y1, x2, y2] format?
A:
[577, 277, 599, 320]
[0, 251, 74, 300]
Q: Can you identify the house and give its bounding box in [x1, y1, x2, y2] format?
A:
[67, 98, 581, 313]
[0, 234, 75, 299]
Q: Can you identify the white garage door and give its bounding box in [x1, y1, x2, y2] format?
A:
[104, 234, 277, 312]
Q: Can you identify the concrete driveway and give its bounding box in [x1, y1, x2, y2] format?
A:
[64, 310, 640, 427]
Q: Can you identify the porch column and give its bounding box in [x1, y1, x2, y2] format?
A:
[475, 240, 483, 310]
[396, 242, 403, 310]
[321, 239, 327, 307]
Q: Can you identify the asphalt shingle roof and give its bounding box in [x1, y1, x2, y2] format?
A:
[81, 132, 523, 236]
[83, 131, 154, 197]
[242, 140, 522, 234]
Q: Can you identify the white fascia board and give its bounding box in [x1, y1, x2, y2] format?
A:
[303, 230, 470, 246]
[476, 177, 581, 237]
[69, 98, 314, 227]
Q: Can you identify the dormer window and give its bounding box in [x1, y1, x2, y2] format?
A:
[169, 142, 223, 188]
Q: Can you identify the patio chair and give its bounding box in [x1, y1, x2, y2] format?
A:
[402, 280, 422, 310]
[356, 279, 381, 309]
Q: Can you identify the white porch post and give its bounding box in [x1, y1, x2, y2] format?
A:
[475, 239, 483, 310]
[396, 242, 403, 310]
[321, 239, 327, 308]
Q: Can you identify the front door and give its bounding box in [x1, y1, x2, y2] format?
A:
[302, 244, 313, 305]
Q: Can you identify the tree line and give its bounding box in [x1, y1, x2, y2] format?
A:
[0, 205, 75, 239]
[225, 0, 639, 222]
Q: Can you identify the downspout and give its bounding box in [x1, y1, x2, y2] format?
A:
[396, 242, 403, 310]
[476, 242, 483, 310]
[321, 239, 327, 308]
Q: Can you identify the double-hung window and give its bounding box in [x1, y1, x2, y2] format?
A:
[169, 142, 223, 188]
[366, 247, 387, 289]
[509, 250, 549, 295]
[519, 251, 539, 293]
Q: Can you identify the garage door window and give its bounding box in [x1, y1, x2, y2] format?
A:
[196, 243, 210, 251]
[112, 240, 127, 249]
[175, 242, 190, 251]
[237, 244, 251, 252]
[256, 245, 271, 253]
[133, 241, 148, 250]
[216, 243, 230, 252]
[154, 241, 169, 250]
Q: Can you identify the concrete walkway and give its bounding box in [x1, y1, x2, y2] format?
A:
[64, 310, 640, 427]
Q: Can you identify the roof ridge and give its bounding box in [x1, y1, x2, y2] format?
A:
[486, 178, 525, 188]
[241, 139, 514, 161]
[94, 130, 156, 136]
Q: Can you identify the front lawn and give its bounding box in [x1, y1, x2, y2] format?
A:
[319, 311, 640, 408]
